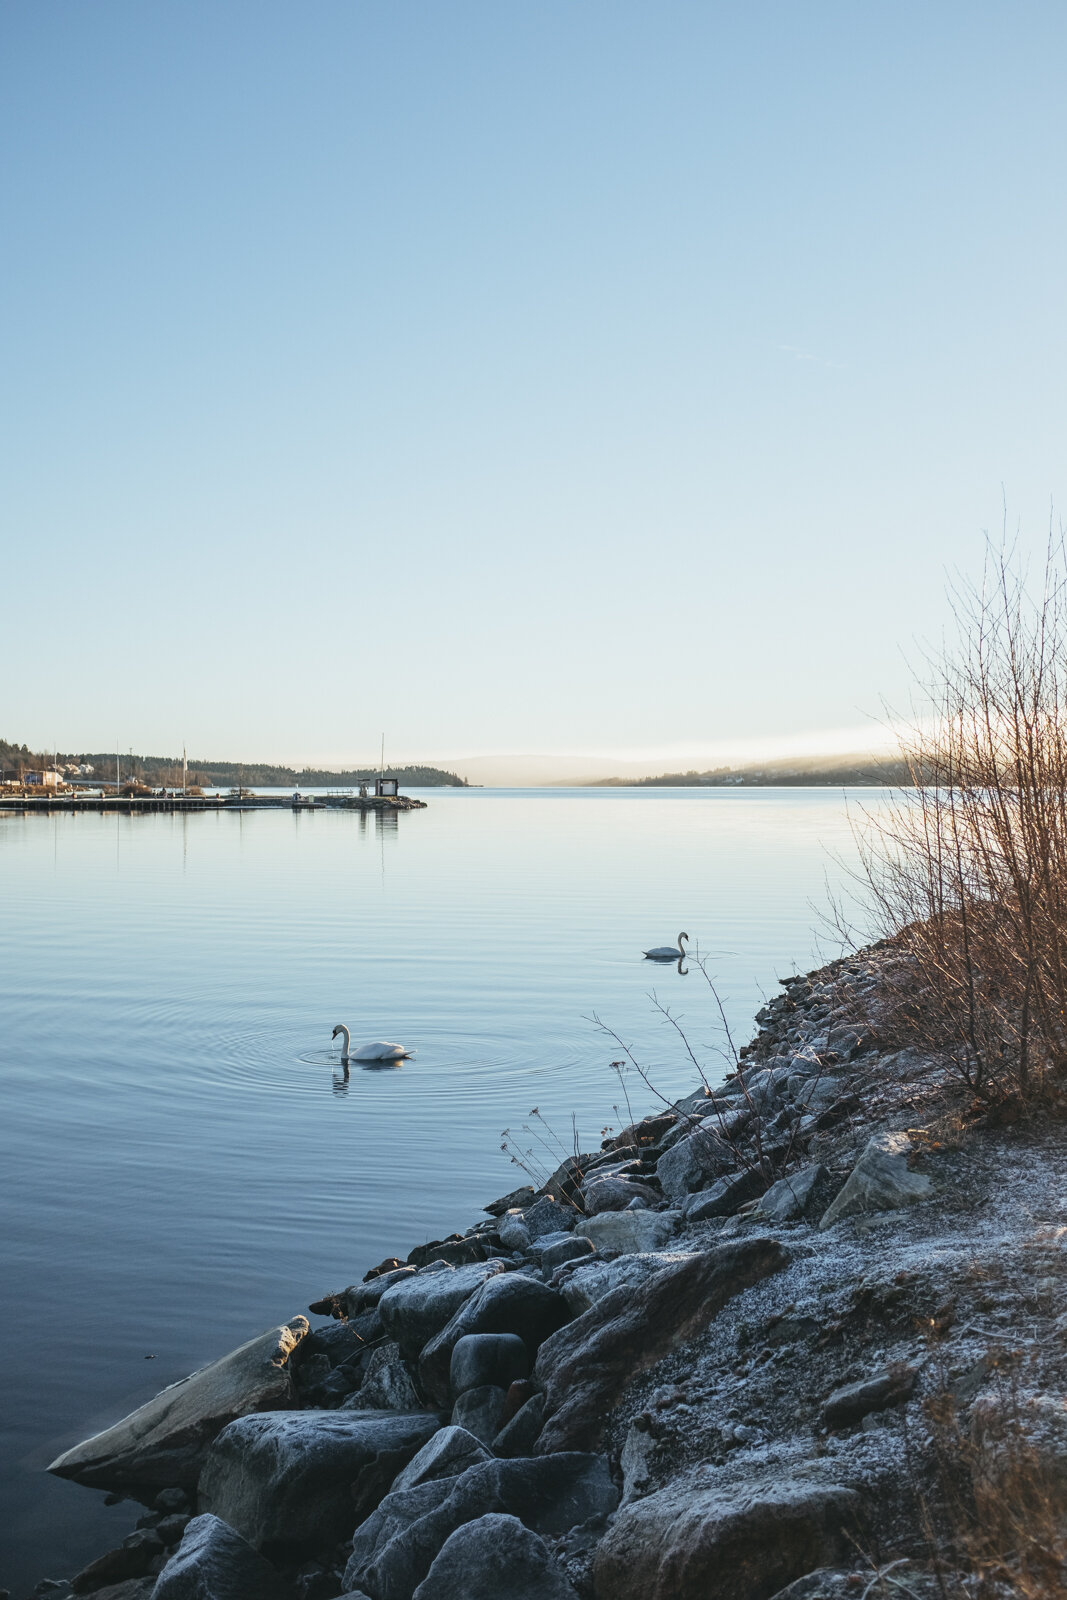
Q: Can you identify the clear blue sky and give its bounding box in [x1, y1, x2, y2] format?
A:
[4, 2, 1066, 774]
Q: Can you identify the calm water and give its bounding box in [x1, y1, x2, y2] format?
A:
[0, 787, 877, 1589]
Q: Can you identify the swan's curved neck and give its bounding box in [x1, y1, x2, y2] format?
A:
[678, 933, 689, 954]
[336, 1024, 351, 1061]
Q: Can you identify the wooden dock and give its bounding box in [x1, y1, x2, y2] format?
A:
[0, 792, 427, 816]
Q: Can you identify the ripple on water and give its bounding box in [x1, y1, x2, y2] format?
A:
[164, 1012, 586, 1111]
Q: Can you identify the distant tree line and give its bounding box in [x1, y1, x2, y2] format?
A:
[0, 739, 467, 788]
[0, 738, 43, 778]
[596, 754, 917, 787]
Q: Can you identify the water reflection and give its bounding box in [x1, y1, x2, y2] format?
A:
[332, 1059, 404, 1093]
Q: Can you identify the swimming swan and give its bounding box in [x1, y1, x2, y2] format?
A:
[331, 1024, 412, 1062]
[643, 932, 690, 962]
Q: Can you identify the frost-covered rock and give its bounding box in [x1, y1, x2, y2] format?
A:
[151, 1513, 292, 1600]
[681, 1171, 761, 1222]
[378, 1264, 503, 1360]
[752, 1165, 830, 1224]
[656, 1129, 735, 1201]
[593, 1472, 861, 1600]
[357, 1454, 616, 1600]
[345, 1481, 456, 1593]
[523, 1197, 577, 1238]
[198, 1409, 440, 1548]
[573, 1211, 675, 1256]
[450, 1333, 528, 1397]
[390, 1425, 493, 1494]
[819, 1134, 932, 1229]
[540, 1236, 596, 1277]
[418, 1274, 567, 1406]
[411, 1513, 578, 1600]
[536, 1240, 788, 1453]
[484, 1185, 537, 1217]
[560, 1251, 697, 1316]
[582, 1176, 657, 1214]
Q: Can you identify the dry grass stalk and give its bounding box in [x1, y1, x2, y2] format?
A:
[920, 1358, 1067, 1598]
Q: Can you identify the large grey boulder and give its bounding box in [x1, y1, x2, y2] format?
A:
[582, 1177, 657, 1214]
[560, 1252, 697, 1316]
[573, 1211, 674, 1255]
[390, 1427, 492, 1494]
[359, 1453, 616, 1600]
[412, 1513, 578, 1600]
[49, 1318, 309, 1494]
[825, 1023, 872, 1060]
[198, 1409, 440, 1549]
[450, 1333, 528, 1397]
[522, 1198, 577, 1239]
[819, 1134, 932, 1229]
[418, 1275, 568, 1406]
[592, 1473, 862, 1599]
[343, 1270, 417, 1315]
[681, 1171, 762, 1223]
[151, 1513, 293, 1599]
[540, 1236, 596, 1277]
[698, 1106, 753, 1139]
[791, 1079, 843, 1113]
[346, 1482, 457, 1593]
[752, 1166, 829, 1224]
[378, 1265, 503, 1361]
[656, 1129, 735, 1201]
[524, 1232, 572, 1262]
[536, 1240, 788, 1453]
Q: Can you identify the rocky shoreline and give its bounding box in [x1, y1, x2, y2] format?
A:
[24, 945, 1067, 1599]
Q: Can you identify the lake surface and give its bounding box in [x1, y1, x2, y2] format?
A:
[0, 787, 879, 1589]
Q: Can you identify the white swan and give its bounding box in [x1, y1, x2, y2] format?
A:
[331, 1024, 412, 1062]
[643, 932, 690, 962]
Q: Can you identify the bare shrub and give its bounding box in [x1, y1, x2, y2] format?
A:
[853, 536, 1067, 1105]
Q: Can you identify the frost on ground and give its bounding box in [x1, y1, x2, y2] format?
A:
[572, 945, 1067, 1598]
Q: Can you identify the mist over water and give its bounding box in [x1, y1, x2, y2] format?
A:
[0, 787, 879, 1586]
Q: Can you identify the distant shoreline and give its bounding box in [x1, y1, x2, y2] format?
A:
[593, 755, 911, 788]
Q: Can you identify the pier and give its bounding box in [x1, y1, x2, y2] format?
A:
[0, 792, 427, 816]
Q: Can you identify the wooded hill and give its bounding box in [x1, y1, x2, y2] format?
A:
[0, 739, 467, 788]
[596, 752, 913, 787]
